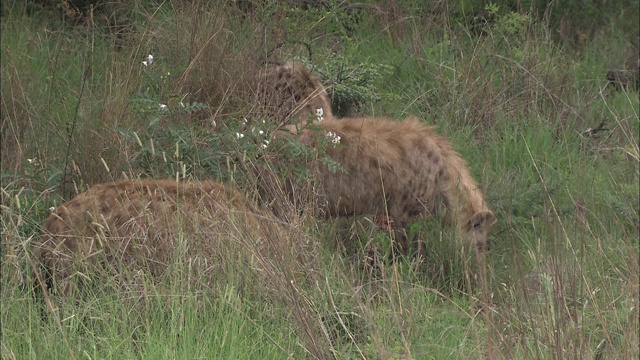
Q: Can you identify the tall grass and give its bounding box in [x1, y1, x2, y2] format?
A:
[2, 1, 638, 359]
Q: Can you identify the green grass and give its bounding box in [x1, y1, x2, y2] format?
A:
[2, 1, 638, 359]
[2, 280, 305, 359]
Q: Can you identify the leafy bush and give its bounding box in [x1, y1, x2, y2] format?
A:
[296, 56, 396, 117]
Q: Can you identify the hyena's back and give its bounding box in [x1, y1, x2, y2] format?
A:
[33, 179, 276, 294]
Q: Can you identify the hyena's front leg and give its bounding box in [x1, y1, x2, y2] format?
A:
[374, 215, 395, 233]
[373, 214, 411, 257]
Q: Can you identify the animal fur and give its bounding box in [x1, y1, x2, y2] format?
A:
[257, 61, 333, 125]
[31, 179, 303, 295]
[270, 116, 496, 256]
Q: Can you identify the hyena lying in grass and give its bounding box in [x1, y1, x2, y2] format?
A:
[32, 179, 311, 296]
[271, 116, 496, 259]
[257, 61, 333, 125]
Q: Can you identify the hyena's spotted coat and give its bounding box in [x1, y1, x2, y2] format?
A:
[32, 179, 292, 294]
[277, 116, 496, 255]
[257, 61, 333, 125]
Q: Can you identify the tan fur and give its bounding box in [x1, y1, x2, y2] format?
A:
[257, 61, 333, 124]
[32, 179, 295, 294]
[277, 116, 496, 254]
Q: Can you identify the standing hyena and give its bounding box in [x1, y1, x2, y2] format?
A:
[273, 116, 496, 258]
[31, 179, 303, 295]
[257, 61, 333, 125]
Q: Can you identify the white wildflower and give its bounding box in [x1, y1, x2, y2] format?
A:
[27, 158, 36, 164]
[258, 130, 264, 135]
[48, 207, 56, 212]
[142, 54, 153, 67]
[316, 108, 324, 121]
[262, 140, 270, 149]
[211, 119, 217, 128]
[236, 132, 244, 139]
[326, 131, 340, 145]
[159, 104, 168, 109]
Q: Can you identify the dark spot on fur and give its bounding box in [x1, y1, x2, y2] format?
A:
[55, 208, 67, 219]
[440, 170, 450, 183]
[66, 201, 80, 211]
[44, 217, 59, 232]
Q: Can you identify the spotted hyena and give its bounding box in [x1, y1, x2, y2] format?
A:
[31, 179, 303, 295]
[257, 61, 333, 125]
[272, 116, 496, 258]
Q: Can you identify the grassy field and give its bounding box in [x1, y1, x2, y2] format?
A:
[2, 1, 638, 359]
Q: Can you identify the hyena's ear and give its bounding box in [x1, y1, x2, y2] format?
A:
[469, 210, 496, 233]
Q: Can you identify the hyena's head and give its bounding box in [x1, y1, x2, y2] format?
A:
[257, 61, 333, 125]
[462, 209, 496, 253]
